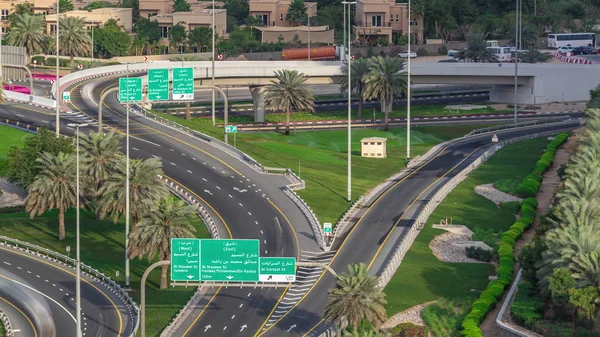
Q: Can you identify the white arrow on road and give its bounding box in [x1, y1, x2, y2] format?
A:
[233, 187, 248, 193]
[204, 189, 213, 195]
[287, 324, 297, 332]
[204, 325, 211, 332]
[226, 275, 234, 280]
[240, 324, 248, 332]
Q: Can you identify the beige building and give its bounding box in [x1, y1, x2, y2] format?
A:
[361, 137, 387, 158]
[0, 0, 120, 18]
[249, 0, 317, 27]
[151, 8, 226, 45]
[139, 0, 224, 18]
[255, 25, 333, 44]
[355, 0, 423, 45]
[45, 8, 133, 33]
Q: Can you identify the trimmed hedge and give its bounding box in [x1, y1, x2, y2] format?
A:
[516, 133, 569, 198]
[460, 135, 567, 337]
[510, 281, 544, 330]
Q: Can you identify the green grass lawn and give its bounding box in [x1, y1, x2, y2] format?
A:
[154, 113, 491, 225]
[0, 125, 30, 176]
[384, 137, 550, 316]
[0, 208, 210, 337]
[208, 104, 503, 125]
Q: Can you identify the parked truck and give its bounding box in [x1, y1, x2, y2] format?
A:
[281, 46, 337, 60]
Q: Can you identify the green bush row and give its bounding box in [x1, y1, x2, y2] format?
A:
[465, 246, 493, 262]
[460, 198, 538, 336]
[510, 281, 544, 329]
[459, 135, 570, 337]
[516, 133, 569, 198]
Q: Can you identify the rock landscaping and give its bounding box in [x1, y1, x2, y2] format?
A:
[0, 178, 26, 208]
[380, 301, 436, 329]
[429, 232, 489, 264]
[474, 183, 522, 205]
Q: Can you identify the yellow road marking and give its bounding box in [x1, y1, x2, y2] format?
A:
[0, 246, 124, 336]
[181, 287, 221, 337]
[253, 287, 289, 337]
[0, 295, 38, 337]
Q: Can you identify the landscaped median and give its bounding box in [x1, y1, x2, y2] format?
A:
[460, 132, 569, 337]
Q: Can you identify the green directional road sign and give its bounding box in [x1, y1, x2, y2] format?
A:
[118, 77, 143, 102]
[259, 257, 296, 282]
[171, 238, 201, 281]
[62, 91, 70, 102]
[148, 68, 169, 101]
[172, 67, 194, 100]
[200, 239, 259, 282]
[323, 223, 333, 234]
[225, 125, 238, 133]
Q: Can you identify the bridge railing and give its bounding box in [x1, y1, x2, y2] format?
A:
[0, 309, 15, 337]
[0, 235, 140, 337]
[466, 117, 572, 136]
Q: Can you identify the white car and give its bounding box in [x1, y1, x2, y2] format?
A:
[398, 51, 417, 58]
[557, 46, 574, 54]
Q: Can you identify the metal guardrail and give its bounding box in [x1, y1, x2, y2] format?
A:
[0, 309, 15, 337]
[0, 235, 140, 337]
[466, 117, 572, 136]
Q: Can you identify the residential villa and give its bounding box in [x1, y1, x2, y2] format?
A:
[354, 0, 423, 45]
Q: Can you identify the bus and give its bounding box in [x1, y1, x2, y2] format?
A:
[547, 33, 596, 48]
[487, 46, 513, 62]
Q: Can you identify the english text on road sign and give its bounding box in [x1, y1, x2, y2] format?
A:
[259, 257, 296, 282]
[62, 91, 71, 102]
[148, 69, 169, 101]
[171, 238, 201, 281]
[225, 125, 238, 133]
[200, 239, 259, 282]
[118, 77, 143, 102]
[172, 67, 194, 101]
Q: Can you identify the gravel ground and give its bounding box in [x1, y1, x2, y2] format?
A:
[430, 232, 488, 264]
[0, 178, 26, 208]
[380, 301, 436, 329]
[474, 183, 522, 205]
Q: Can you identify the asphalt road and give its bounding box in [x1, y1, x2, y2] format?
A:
[581, 54, 600, 63]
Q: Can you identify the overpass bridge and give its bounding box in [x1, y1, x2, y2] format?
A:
[54, 61, 599, 121]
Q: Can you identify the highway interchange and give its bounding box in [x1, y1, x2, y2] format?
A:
[0, 67, 580, 337]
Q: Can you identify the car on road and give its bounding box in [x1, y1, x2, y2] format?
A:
[557, 46, 574, 54]
[571, 46, 597, 55]
[398, 51, 417, 58]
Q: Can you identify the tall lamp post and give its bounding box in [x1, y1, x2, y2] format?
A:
[55, 7, 60, 136]
[68, 122, 89, 337]
[124, 62, 131, 289]
[513, 0, 520, 124]
[211, 0, 216, 126]
[406, 0, 411, 162]
[342, 0, 355, 202]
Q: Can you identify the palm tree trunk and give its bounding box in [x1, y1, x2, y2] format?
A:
[383, 99, 390, 131]
[185, 102, 191, 120]
[58, 205, 66, 240]
[70, 54, 74, 65]
[160, 250, 170, 289]
[285, 110, 291, 135]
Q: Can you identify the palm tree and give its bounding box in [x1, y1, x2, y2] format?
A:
[362, 56, 407, 131]
[520, 47, 552, 64]
[324, 263, 387, 332]
[59, 16, 92, 64]
[25, 152, 77, 240]
[510, 24, 539, 49]
[128, 197, 196, 289]
[337, 58, 370, 119]
[455, 30, 498, 63]
[264, 69, 315, 135]
[79, 130, 123, 204]
[98, 157, 168, 229]
[286, 0, 307, 27]
[6, 13, 47, 55]
[343, 327, 391, 337]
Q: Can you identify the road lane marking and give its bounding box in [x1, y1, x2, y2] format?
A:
[3, 262, 10, 265]
[0, 296, 38, 337]
[202, 178, 207, 181]
[187, 170, 193, 174]
[170, 162, 176, 166]
[132, 147, 139, 151]
[239, 203, 243, 207]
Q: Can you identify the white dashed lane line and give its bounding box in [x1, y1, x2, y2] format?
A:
[187, 170, 193, 174]
[255, 221, 259, 225]
[192, 157, 197, 161]
[216, 186, 221, 190]
[202, 178, 207, 181]
[248, 212, 252, 216]
[228, 194, 233, 198]
[181, 153, 186, 156]
[239, 203, 243, 207]
[260, 230, 263, 234]
[17, 267, 21, 270]
[3, 262, 11, 266]
[170, 162, 176, 166]
[152, 155, 159, 158]
[170, 149, 174, 151]
[247, 293, 251, 297]
[239, 304, 243, 308]
[132, 147, 139, 151]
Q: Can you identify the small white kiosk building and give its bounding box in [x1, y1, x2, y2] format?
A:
[361, 137, 387, 158]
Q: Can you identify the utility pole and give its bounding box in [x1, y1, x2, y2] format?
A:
[211, 0, 216, 126]
[513, 0, 520, 124]
[307, 15, 311, 60]
[55, 5, 60, 136]
[406, 0, 411, 162]
[125, 62, 131, 289]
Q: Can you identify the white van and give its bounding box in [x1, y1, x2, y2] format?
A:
[486, 40, 499, 47]
[486, 46, 512, 62]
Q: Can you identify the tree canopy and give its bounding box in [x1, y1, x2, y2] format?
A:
[93, 19, 131, 58]
[172, 0, 190, 12]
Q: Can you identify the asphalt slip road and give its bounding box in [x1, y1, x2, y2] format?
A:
[0, 77, 579, 336]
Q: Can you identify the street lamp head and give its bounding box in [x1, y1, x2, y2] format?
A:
[68, 123, 89, 128]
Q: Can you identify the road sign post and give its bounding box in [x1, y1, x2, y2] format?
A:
[172, 67, 194, 100]
[148, 69, 169, 101]
[259, 257, 296, 282]
[62, 91, 70, 103]
[200, 239, 259, 282]
[171, 238, 200, 281]
[118, 77, 143, 102]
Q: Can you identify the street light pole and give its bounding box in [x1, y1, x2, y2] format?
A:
[91, 23, 94, 60]
[513, 0, 519, 124]
[343, 4, 346, 61]
[55, 6, 60, 136]
[125, 62, 131, 289]
[342, 1, 355, 202]
[406, 0, 411, 162]
[68, 122, 89, 337]
[211, 0, 216, 126]
[307, 15, 311, 60]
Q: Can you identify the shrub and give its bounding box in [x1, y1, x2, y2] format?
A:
[465, 246, 493, 262]
[45, 57, 71, 67]
[389, 322, 429, 337]
[510, 281, 544, 329]
[31, 55, 45, 65]
[0, 205, 25, 214]
[518, 239, 547, 284]
[438, 45, 448, 55]
[499, 201, 520, 214]
[422, 299, 470, 337]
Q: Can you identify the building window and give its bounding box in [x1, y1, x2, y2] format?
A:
[280, 13, 283, 20]
[371, 15, 382, 27]
[49, 24, 57, 34]
[159, 26, 170, 38]
[410, 20, 417, 26]
[255, 14, 268, 25]
[1, 10, 8, 20]
[390, 14, 393, 22]
[395, 14, 399, 21]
